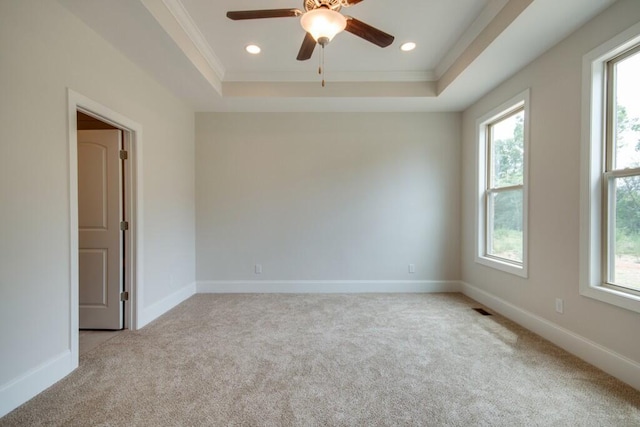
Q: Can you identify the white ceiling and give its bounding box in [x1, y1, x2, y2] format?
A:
[189, 0, 487, 78]
[58, 0, 616, 112]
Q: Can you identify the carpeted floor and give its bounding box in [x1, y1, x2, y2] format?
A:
[2, 293, 639, 426]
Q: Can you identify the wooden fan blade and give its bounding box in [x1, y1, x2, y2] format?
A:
[344, 0, 365, 5]
[226, 9, 302, 20]
[297, 33, 316, 61]
[345, 17, 394, 48]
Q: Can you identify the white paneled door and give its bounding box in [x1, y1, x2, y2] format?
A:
[78, 129, 123, 330]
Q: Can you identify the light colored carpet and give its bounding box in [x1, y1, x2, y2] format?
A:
[2, 293, 639, 426]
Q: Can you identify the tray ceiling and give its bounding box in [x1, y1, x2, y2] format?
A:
[58, 0, 616, 112]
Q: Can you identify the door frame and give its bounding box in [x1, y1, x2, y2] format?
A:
[67, 89, 144, 363]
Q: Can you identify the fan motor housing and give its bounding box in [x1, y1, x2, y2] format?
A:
[304, 0, 342, 12]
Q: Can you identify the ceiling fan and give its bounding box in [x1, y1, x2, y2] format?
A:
[226, 0, 395, 62]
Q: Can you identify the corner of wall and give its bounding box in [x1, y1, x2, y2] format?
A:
[460, 281, 640, 391]
[137, 281, 197, 329]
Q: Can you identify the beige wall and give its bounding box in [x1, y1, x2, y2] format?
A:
[196, 113, 461, 284]
[461, 0, 640, 363]
[0, 0, 196, 409]
[2, 0, 639, 417]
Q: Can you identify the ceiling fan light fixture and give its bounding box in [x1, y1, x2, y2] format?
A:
[300, 8, 347, 46]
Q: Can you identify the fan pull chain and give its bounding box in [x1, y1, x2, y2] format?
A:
[319, 45, 325, 87]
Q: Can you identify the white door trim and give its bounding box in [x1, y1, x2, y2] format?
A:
[67, 89, 144, 365]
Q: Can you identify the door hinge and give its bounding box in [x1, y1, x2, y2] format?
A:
[120, 221, 129, 231]
[120, 291, 129, 302]
[119, 150, 128, 160]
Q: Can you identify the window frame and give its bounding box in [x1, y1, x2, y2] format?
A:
[580, 21, 640, 313]
[603, 45, 640, 295]
[475, 89, 530, 278]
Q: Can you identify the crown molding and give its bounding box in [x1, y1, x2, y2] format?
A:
[435, 0, 510, 79]
[436, 0, 533, 95]
[140, 0, 224, 93]
[224, 70, 437, 83]
[161, 0, 225, 78]
[222, 81, 437, 98]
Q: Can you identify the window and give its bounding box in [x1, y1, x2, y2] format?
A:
[604, 46, 640, 293]
[476, 90, 529, 277]
[581, 22, 640, 313]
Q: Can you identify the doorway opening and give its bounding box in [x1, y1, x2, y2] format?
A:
[68, 89, 142, 366]
[77, 113, 126, 354]
[77, 113, 124, 329]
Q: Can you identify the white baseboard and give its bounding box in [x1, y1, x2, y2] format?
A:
[0, 282, 197, 417]
[138, 281, 196, 328]
[460, 281, 640, 391]
[5, 280, 636, 420]
[197, 280, 461, 294]
[0, 350, 75, 418]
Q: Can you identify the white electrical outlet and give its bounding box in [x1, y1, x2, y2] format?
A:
[255, 264, 262, 274]
[555, 298, 564, 314]
[408, 264, 415, 274]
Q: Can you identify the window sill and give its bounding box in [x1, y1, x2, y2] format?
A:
[476, 255, 528, 279]
[579, 282, 640, 314]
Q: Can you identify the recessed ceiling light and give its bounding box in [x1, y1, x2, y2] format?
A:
[400, 42, 416, 52]
[245, 44, 261, 54]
